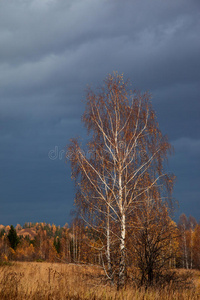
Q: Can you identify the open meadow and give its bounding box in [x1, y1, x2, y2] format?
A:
[0, 262, 200, 299]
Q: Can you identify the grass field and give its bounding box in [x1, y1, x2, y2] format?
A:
[0, 262, 200, 299]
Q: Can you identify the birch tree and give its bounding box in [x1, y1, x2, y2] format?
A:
[67, 72, 174, 288]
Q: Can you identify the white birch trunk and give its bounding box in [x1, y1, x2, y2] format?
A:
[118, 169, 126, 289]
[107, 205, 113, 282]
[118, 212, 126, 289]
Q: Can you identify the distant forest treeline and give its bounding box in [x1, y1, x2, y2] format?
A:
[0, 214, 200, 270]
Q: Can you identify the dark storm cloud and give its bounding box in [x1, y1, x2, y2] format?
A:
[170, 137, 200, 217]
[0, 0, 199, 225]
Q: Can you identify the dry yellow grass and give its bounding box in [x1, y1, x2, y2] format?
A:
[0, 262, 200, 299]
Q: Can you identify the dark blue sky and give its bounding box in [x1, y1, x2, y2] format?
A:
[0, 0, 200, 226]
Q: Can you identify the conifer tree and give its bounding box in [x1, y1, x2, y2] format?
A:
[7, 225, 19, 250]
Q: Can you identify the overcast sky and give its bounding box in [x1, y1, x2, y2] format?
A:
[0, 0, 200, 226]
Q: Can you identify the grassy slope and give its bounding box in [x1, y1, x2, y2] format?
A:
[0, 262, 200, 299]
